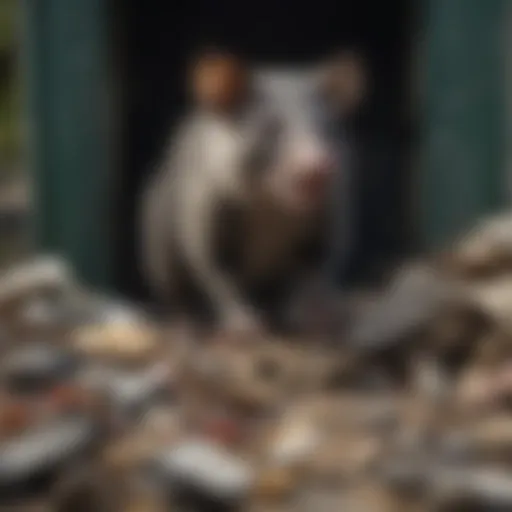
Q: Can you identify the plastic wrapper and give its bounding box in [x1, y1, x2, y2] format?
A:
[79, 363, 173, 424]
[269, 418, 321, 467]
[72, 322, 158, 362]
[348, 263, 458, 351]
[147, 439, 255, 510]
[0, 256, 74, 309]
[0, 416, 98, 492]
[1, 345, 80, 393]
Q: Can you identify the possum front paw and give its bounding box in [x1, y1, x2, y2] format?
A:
[221, 305, 265, 340]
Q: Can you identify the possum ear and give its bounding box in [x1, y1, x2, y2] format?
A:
[317, 50, 368, 116]
[189, 49, 250, 113]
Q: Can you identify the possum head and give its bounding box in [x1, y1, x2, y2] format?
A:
[189, 49, 367, 212]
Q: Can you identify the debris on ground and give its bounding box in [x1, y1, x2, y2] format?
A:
[2, 214, 512, 510]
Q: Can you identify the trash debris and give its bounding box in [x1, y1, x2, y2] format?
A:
[252, 466, 297, 502]
[3, 213, 512, 509]
[72, 322, 158, 361]
[49, 461, 120, 512]
[0, 416, 97, 488]
[348, 262, 457, 351]
[149, 439, 255, 509]
[269, 417, 321, 466]
[0, 255, 75, 310]
[1, 345, 79, 393]
[98, 364, 174, 422]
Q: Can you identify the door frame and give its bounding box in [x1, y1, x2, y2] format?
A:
[21, 0, 508, 290]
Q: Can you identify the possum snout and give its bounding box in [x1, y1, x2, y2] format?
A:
[296, 154, 335, 199]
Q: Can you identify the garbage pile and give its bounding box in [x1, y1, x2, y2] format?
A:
[2, 214, 512, 510]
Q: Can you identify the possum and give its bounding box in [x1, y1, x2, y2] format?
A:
[139, 49, 367, 334]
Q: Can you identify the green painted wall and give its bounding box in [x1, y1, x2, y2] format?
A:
[0, 0, 22, 178]
[421, 0, 507, 249]
[22, 0, 115, 289]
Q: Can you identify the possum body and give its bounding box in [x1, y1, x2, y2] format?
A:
[141, 112, 325, 328]
[140, 51, 366, 332]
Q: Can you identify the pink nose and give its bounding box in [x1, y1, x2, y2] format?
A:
[302, 149, 335, 172]
[298, 155, 335, 192]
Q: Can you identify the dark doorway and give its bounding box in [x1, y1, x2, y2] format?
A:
[110, 0, 416, 300]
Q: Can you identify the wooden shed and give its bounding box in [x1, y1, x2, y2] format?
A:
[21, 0, 507, 299]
